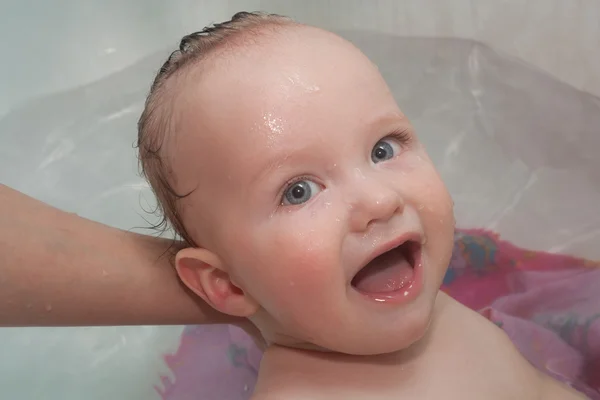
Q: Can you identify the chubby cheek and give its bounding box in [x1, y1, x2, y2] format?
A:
[404, 152, 455, 273]
[237, 212, 344, 324]
[423, 189, 454, 280]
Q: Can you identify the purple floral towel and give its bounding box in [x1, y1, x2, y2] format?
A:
[156, 229, 600, 399]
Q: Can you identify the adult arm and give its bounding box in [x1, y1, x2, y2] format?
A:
[0, 184, 243, 328]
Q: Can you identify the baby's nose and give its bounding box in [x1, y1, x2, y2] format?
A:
[348, 178, 404, 232]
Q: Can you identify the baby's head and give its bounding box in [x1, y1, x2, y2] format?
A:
[138, 12, 455, 355]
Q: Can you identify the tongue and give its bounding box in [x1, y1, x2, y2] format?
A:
[353, 247, 414, 293]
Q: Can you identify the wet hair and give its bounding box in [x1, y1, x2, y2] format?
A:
[136, 11, 292, 247]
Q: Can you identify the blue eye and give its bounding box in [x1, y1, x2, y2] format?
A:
[371, 139, 398, 163]
[282, 179, 321, 206]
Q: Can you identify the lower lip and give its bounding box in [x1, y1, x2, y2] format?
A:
[352, 248, 424, 305]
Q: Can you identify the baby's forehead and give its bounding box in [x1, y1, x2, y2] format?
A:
[167, 25, 399, 188]
[174, 26, 389, 136]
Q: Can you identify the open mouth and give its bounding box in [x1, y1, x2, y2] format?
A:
[351, 240, 421, 294]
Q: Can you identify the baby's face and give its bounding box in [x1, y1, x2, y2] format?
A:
[171, 26, 455, 354]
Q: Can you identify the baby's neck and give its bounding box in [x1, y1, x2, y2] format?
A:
[252, 292, 451, 399]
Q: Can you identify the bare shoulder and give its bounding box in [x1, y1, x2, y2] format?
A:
[539, 373, 590, 399]
[431, 294, 589, 399]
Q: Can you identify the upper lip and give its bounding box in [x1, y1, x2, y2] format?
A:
[351, 232, 422, 280]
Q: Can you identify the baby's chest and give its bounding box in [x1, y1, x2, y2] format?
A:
[270, 361, 539, 400]
[400, 335, 542, 400]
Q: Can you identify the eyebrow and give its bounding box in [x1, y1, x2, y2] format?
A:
[249, 148, 301, 188]
[367, 110, 407, 127]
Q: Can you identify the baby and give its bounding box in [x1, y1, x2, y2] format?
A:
[137, 12, 587, 400]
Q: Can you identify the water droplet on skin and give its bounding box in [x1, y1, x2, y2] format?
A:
[45, 304, 52, 312]
[369, 236, 384, 247]
[244, 385, 249, 392]
[418, 204, 425, 210]
[353, 168, 366, 180]
[263, 112, 284, 145]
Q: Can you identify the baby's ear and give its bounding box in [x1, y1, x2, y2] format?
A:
[175, 248, 259, 317]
